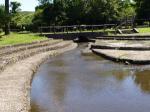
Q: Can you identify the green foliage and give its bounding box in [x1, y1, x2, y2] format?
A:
[65, 0, 90, 24]
[11, 11, 34, 30]
[33, 0, 136, 26]
[38, 0, 53, 5]
[32, 9, 43, 26]
[0, 5, 5, 28]
[12, 11, 34, 26]
[10, 1, 21, 14]
[2, 0, 148, 33]
[5, 0, 10, 35]
[0, 5, 10, 29]
[135, 0, 150, 19]
[118, 0, 136, 19]
[10, 1, 33, 30]
[85, 0, 122, 24]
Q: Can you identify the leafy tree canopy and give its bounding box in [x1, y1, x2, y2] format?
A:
[33, 0, 136, 26]
[10, 1, 21, 14]
[11, 11, 34, 27]
[134, 0, 150, 19]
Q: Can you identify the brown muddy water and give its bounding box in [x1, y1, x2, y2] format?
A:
[31, 44, 150, 112]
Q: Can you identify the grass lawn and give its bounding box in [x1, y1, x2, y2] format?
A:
[0, 32, 48, 46]
[138, 27, 150, 33]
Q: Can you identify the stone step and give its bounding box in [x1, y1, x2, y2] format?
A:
[96, 37, 150, 40]
[0, 39, 63, 57]
[91, 44, 150, 51]
[92, 49, 150, 65]
[0, 39, 49, 50]
[0, 41, 72, 72]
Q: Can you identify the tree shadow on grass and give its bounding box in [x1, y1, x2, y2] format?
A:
[0, 35, 4, 39]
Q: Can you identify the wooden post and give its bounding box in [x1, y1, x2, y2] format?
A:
[79, 25, 81, 33]
[38, 27, 40, 34]
[49, 26, 51, 33]
[66, 26, 68, 34]
[103, 25, 105, 33]
[39, 26, 42, 35]
[63, 26, 64, 33]
[53, 26, 55, 34]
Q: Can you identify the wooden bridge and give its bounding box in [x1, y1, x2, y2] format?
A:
[39, 24, 116, 40]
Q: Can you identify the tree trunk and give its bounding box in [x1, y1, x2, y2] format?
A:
[5, 0, 10, 35]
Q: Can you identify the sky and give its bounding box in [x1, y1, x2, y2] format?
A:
[0, 0, 39, 11]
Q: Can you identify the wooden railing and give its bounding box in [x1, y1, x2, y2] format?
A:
[39, 24, 116, 34]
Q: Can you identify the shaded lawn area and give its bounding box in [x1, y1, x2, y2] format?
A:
[0, 33, 48, 46]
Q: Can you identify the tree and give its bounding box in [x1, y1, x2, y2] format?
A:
[11, 11, 34, 31]
[10, 1, 21, 14]
[33, 0, 136, 26]
[5, 0, 10, 35]
[38, 0, 53, 5]
[35, 0, 67, 25]
[85, 0, 121, 24]
[10, 1, 22, 30]
[65, 0, 87, 24]
[118, 0, 135, 19]
[0, 5, 5, 28]
[135, 0, 150, 19]
[0, 5, 10, 32]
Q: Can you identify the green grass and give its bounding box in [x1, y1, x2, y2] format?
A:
[138, 27, 150, 33]
[0, 32, 48, 46]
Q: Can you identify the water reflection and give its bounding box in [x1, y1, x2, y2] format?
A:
[51, 72, 67, 112]
[31, 47, 150, 112]
[112, 70, 130, 81]
[135, 70, 150, 93]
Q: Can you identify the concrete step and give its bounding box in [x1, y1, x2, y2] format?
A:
[0, 39, 49, 50]
[91, 44, 150, 51]
[0, 39, 63, 56]
[0, 41, 72, 72]
[96, 37, 150, 40]
[92, 49, 150, 65]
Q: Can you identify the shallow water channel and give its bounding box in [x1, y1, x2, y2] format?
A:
[31, 44, 150, 112]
